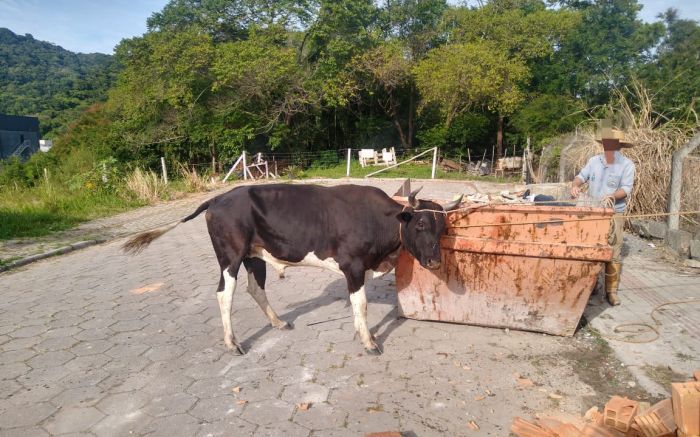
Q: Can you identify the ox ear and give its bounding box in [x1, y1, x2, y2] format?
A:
[396, 209, 414, 223]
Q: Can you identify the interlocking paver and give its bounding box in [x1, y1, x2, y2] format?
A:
[43, 406, 105, 435]
[189, 395, 245, 421]
[7, 382, 63, 405]
[292, 402, 348, 430]
[142, 392, 197, 417]
[26, 350, 75, 368]
[0, 361, 30, 379]
[1, 427, 50, 437]
[280, 382, 329, 404]
[255, 421, 311, 437]
[60, 368, 111, 388]
[271, 365, 315, 385]
[0, 402, 56, 429]
[140, 413, 200, 437]
[195, 419, 257, 437]
[35, 336, 79, 352]
[68, 340, 112, 356]
[187, 377, 229, 399]
[104, 343, 149, 358]
[50, 386, 106, 408]
[240, 399, 295, 425]
[96, 391, 151, 415]
[90, 412, 152, 437]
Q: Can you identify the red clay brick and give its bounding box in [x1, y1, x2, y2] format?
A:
[581, 423, 625, 437]
[604, 396, 640, 432]
[634, 398, 675, 437]
[511, 417, 557, 437]
[672, 382, 700, 437]
[536, 418, 581, 437]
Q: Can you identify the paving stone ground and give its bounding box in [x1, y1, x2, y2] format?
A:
[1, 178, 698, 436]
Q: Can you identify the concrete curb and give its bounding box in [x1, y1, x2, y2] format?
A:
[0, 239, 106, 273]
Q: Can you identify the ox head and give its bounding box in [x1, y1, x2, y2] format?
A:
[397, 187, 462, 270]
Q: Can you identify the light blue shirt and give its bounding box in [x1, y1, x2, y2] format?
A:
[576, 151, 635, 213]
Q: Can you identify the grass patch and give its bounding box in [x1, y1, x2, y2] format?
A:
[0, 184, 144, 240]
[0, 256, 21, 268]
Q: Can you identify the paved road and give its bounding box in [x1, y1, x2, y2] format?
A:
[1, 179, 698, 436]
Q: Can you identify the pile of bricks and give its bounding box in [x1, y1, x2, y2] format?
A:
[512, 370, 700, 437]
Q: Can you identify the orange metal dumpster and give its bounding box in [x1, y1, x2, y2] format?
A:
[395, 203, 614, 336]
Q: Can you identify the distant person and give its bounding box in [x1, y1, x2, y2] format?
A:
[570, 126, 635, 306]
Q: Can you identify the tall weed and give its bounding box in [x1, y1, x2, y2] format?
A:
[124, 168, 168, 203]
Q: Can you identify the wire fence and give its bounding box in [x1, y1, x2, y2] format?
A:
[176, 145, 530, 181]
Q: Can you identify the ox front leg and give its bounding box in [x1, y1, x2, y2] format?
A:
[348, 281, 381, 355]
[243, 257, 290, 330]
[217, 268, 245, 355]
[246, 273, 290, 330]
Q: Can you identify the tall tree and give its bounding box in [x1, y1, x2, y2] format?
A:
[377, 0, 447, 147]
[353, 41, 413, 147]
[532, 0, 663, 105]
[638, 9, 700, 119]
[148, 0, 318, 41]
[419, 0, 577, 157]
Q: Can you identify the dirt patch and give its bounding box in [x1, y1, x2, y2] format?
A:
[562, 326, 661, 407]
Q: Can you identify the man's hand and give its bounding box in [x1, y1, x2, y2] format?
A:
[570, 185, 580, 199]
[602, 195, 615, 208]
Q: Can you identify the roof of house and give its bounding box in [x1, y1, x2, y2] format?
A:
[0, 114, 40, 133]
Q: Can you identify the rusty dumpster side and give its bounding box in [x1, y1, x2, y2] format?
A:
[395, 204, 614, 336]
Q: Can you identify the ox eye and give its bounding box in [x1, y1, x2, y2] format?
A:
[416, 220, 426, 230]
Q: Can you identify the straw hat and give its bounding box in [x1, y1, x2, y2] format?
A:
[595, 126, 634, 148]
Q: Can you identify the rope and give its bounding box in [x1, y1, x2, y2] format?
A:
[599, 298, 700, 344]
[436, 209, 700, 228]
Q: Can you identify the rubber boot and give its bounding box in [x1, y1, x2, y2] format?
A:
[604, 261, 621, 306]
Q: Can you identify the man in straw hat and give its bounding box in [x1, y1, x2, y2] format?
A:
[570, 124, 635, 306]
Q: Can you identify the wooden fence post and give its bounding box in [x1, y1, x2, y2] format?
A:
[160, 157, 168, 185]
[431, 147, 438, 179]
[242, 151, 247, 181]
[346, 148, 351, 177]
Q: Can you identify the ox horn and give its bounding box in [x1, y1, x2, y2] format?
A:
[443, 195, 464, 211]
[408, 186, 423, 207]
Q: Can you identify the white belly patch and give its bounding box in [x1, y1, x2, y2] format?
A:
[248, 247, 344, 275]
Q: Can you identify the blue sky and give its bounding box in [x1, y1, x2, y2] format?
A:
[0, 0, 699, 54]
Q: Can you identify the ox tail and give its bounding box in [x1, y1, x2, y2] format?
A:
[121, 200, 211, 254]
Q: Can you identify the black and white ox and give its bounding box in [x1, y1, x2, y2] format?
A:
[123, 184, 461, 355]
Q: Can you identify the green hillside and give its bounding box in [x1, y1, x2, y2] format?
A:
[0, 28, 117, 136]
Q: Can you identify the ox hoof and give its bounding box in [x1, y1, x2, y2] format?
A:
[225, 340, 246, 355]
[274, 321, 292, 330]
[366, 343, 383, 356]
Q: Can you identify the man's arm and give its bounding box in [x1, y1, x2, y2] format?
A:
[571, 175, 585, 198]
[603, 163, 635, 205]
[571, 160, 592, 198]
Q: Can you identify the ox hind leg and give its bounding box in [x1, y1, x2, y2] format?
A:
[215, 263, 245, 354]
[344, 267, 381, 355]
[210, 231, 247, 354]
[243, 257, 290, 330]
